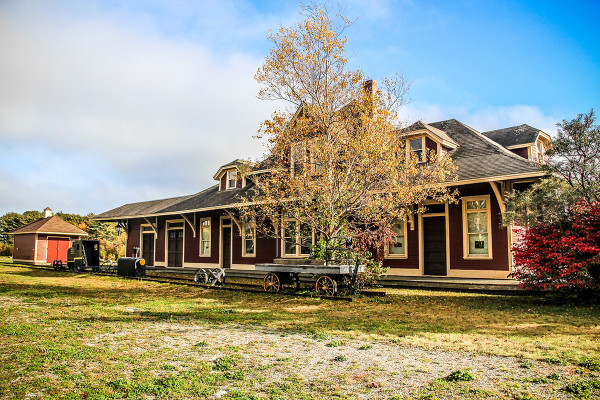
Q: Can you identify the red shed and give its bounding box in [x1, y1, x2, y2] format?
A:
[9, 208, 88, 265]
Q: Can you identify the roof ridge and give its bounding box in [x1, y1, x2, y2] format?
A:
[482, 123, 531, 135]
[118, 193, 193, 208]
[453, 119, 540, 164]
[13, 216, 49, 231]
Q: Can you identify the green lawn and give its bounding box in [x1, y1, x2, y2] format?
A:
[1, 263, 598, 399]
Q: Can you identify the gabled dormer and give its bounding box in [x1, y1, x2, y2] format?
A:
[482, 124, 552, 163]
[213, 159, 253, 191]
[399, 120, 459, 161]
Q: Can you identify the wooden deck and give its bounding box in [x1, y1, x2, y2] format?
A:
[145, 266, 523, 293]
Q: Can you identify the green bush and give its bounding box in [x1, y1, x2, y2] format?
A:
[0, 242, 12, 257]
[444, 369, 476, 382]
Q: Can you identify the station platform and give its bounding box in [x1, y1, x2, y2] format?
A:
[145, 266, 524, 293]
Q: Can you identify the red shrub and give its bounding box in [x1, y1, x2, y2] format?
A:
[511, 201, 600, 293]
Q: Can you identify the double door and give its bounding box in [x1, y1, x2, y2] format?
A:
[47, 237, 70, 263]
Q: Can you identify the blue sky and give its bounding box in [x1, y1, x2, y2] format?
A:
[0, 0, 598, 215]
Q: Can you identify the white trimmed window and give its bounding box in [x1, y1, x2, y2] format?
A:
[282, 219, 313, 256]
[227, 170, 237, 189]
[199, 218, 211, 256]
[242, 219, 256, 257]
[462, 195, 492, 258]
[409, 138, 424, 162]
[387, 219, 407, 258]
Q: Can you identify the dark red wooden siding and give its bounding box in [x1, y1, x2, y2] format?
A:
[383, 217, 419, 270]
[154, 217, 166, 262]
[510, 147, 529, 159]
[426, 137, 437, 152]
[13, 234, 36, 261]
[220, 175, 226, 191]
[126, 219, 141, 258]
[448, 183, 509, 271]
[230, 222, 278, 265]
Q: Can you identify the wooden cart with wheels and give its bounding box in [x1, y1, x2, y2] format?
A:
[255, 264, 364, 296]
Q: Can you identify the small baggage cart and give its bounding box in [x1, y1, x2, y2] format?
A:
[254, 264, 364, 296]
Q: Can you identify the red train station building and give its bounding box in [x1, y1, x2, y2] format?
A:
[94, 119, 550, 279]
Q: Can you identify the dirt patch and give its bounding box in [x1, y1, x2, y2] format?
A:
[85, 321, 584, 399]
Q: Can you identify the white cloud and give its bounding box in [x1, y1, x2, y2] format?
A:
[0, 1, 281, 215]
[398, 103, 560, 137]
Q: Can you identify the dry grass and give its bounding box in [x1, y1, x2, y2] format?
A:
[1, 263, 599, 399]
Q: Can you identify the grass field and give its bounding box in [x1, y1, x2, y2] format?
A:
[1, 262, 599, 399]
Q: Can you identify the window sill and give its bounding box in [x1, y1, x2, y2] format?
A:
[463, 255, 493, 260]
[385, 255, 408, 259]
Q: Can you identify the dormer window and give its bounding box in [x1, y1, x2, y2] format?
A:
[409, 138, 424, 162]
[227, 170, 237, 189]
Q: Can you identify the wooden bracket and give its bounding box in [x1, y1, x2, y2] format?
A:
[181, 214, 196, 238]
[489, 181, 506, 213]
[143, 217, 158, 237]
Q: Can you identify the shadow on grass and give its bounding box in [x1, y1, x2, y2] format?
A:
[2, 265, 599, 344]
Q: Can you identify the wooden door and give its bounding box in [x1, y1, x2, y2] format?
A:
[168, 230, 183, 267]
[47, 238, 70, 263]
[423, 216, 447, 276]
[142, 233, 155, 266]
[222, 227, 231, 268]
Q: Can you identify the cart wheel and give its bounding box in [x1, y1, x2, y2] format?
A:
[315, 276, 337, 296]
[194, 268, 208, 284]
[56, 260, 63, 271]
[264, 272, 282, 293]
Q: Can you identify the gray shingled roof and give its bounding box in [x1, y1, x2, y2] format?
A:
[93, 184, 256, 220]
[94, 119, 544, 220]
[481, 124, 541, 147]
[402, 120, 459, 148]
[429, 119, 542, 181]
[93, 194, 193, 220]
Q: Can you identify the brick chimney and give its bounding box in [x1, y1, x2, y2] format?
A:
[363, 79, 377, 97]
[44, 207, 53, 218]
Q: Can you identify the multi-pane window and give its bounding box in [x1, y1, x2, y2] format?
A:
[227, 170, 237, 189]
[410, 138, 423, 162]
[200, 218, 211, 256]
[388, 219, 407, 257]
[283, 219, 313, 256]
[283, 220, 297, 255]
[536, 140, 547, 163]
[243, 219, 256, 256]
[463, 196, 491, 258]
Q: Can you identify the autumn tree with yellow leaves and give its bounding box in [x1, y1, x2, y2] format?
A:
[237, 3, 456, 262]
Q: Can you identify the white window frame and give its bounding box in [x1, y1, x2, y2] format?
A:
[242, 219, 256, 257]
[199, 218, 211, 257]
[227, 170, 237, 189]
[408, 137, 425, 163]
[386, 219, 408, 259]
[281, 218, 313, 257]
[462, 195, 493, 259]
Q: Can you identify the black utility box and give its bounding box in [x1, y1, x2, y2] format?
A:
[117, 257, 146, 277]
